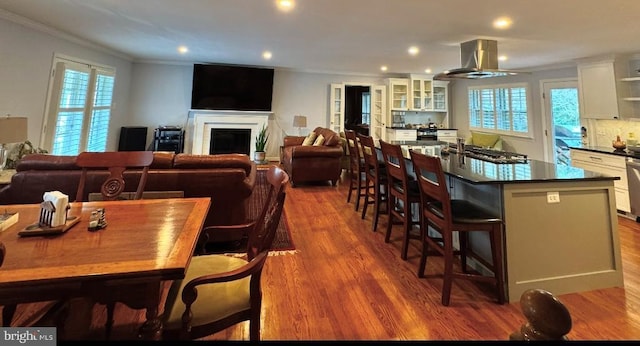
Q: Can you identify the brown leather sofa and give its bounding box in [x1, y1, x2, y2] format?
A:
[281, 127, 344, 186]
[0, 152, 257, 230]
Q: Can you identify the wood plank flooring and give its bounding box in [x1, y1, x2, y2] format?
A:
[10, 169, 640, 340]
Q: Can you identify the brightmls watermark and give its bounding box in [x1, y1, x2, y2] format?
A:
[1, 327, 56, 345]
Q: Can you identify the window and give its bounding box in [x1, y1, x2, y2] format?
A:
[468, 84, 530, 136]
[361, 92, 371, 125]
[44, 56, 115, 155]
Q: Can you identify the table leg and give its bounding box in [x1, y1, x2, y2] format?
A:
[136, 282, 162, 340]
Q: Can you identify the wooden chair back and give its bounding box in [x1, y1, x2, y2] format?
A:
[379, 140, 412, 195]
[344, 130, 362, 171]
[246, 166, 289, 260]
[358, 134, 383, 179]
[409, 150, 452, 231]
[75, 151, 154, 202]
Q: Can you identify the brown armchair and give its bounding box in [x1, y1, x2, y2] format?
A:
[281, 127, 344, 187]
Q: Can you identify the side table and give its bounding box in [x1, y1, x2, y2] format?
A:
[0, 169, 16, 188]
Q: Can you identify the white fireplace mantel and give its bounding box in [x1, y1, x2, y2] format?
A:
[186, 110, 270, 157]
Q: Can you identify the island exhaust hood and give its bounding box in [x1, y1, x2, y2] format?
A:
[434, 39, 529, 80]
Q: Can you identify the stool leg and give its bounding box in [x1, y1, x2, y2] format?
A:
[401, 199, 411, 260]
[384, 196, 395, 244]
[442, 235, 455, 306]
[460, 232, 469, 273]
[490, 224, 506, 304]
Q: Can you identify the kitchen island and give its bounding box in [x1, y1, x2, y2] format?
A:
[384, 141, 624, 303]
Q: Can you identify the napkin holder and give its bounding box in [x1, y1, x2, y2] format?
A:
[18, 200, 80, 237]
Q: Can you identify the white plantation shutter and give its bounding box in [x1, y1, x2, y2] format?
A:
[45, 58, 115, 155]
[468, 83, 530, 137]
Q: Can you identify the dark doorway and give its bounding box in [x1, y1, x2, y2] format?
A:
[210, 128, 250, 155]
[345, 85, 370, 136]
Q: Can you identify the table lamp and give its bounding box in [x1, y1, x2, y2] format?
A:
[0, 116, 28, 171]
[293, 115, 307, 135]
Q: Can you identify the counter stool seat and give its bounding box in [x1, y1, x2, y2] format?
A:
[410, 149, 505, 306]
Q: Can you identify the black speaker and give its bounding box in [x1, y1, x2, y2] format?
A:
[118, 127, 148, 151]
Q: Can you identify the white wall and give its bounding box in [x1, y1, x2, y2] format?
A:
[448, 66, 577, 161]
[0, 16, 133, 151]
[128, 65, 385, 157]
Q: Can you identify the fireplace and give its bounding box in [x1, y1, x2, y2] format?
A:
[210, 128, 251, 155]
[187, 110, 270, 157]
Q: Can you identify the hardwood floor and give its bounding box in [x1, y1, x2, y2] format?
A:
[10, 169, 640, 340]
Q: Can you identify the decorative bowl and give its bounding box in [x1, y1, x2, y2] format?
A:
[612, 140, 627, 150]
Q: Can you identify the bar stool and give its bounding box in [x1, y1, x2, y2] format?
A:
[345, 130, 367, 211]
[409, 150, 505, 306]
[357, 134, 388, 232]
[379, 140, 421, 260]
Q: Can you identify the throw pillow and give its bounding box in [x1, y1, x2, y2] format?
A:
[470, 131, 500, 148]
[302, 132, 317, 146]
[313, 134, 325, 146]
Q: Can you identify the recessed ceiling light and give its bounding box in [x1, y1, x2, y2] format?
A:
[380, 66, 388, 72]
[493, 17, 513, 29]
[276, 0, 295, 12]
[262, 51, 273, 60]
[177, 45, 189, 54]
[424, 68, 432, 74]
[408, 46, 419, 56]
[498, 55, 507, 61]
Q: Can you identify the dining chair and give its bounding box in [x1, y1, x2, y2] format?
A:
[74, 150, 154, 339]
[409, 150, 505, 306]
[344, 130, 367, 211]
[379, 140, 421, 260]
[357, 134, 388, 232]
[162, 165, 289, 341]
[75, 151, 154, 202]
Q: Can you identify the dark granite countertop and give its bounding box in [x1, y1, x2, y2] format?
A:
[375, 141, 618, 185]
[570, 145, 640, 159]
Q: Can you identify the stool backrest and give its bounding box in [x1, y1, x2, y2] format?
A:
[379, 140, 412, 192]
[357, 134, 383, 176]
[409, 150, 452, 230]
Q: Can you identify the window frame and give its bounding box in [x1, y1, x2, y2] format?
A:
[42, 54, 116, 155]
[468, 82, 532, 138]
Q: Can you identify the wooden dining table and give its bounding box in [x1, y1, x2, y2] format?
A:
[0, 197, 211, 339]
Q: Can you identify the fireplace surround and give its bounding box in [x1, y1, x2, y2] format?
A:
[186, 110, 270, 158]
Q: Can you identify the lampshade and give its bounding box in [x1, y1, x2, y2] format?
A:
[293, 115, 307, 128]
[0, 116, 28, 144]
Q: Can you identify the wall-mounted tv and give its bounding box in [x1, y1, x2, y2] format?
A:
[191, 63, 274, 111]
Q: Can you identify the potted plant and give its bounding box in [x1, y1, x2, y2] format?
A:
[254, 124, 268, 163]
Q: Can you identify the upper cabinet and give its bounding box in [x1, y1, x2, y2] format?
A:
[407, 75, 449, 112]
[387, 78, 409, 111]
[578, 58, 632, 119]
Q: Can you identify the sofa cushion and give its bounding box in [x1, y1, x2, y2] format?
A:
[302, 132, 317, 146]
[151, 151, 176, 169]
[173, 153, 253, 176]
[17, 154, 77, 171]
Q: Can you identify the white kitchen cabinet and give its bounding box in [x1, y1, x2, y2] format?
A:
[386, 128, 417, 141]
[570, 148, 630, 212]
[408, 75, 449, 113]
[387, 78, 409, 111]
[577, 58, 631, 119]
[437, 129, 458, 144]
[433, 80, 449, 112]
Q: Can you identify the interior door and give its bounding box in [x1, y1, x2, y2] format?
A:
[329, 83, 345, 134]
[541, 79, 581, 164]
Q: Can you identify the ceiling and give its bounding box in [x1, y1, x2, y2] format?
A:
[1, 0, 640, 75]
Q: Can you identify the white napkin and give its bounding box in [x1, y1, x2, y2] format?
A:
[43, 191, 69, 227]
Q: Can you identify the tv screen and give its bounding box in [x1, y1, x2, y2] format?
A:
[191, 64, 274, 111]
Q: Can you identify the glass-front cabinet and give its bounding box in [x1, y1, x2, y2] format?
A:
[329, 83, 345, 133]
[387, 78, 409, 111]
[410, 75, 433, 111]
[433, 80, 449, 111]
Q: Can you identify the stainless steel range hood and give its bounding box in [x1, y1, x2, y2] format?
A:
[434, 39, 529, 80]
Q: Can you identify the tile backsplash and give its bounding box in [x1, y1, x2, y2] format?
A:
[592, 119, 640, 147]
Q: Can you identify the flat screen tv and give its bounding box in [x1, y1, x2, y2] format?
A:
[191, 64, 274, 111]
